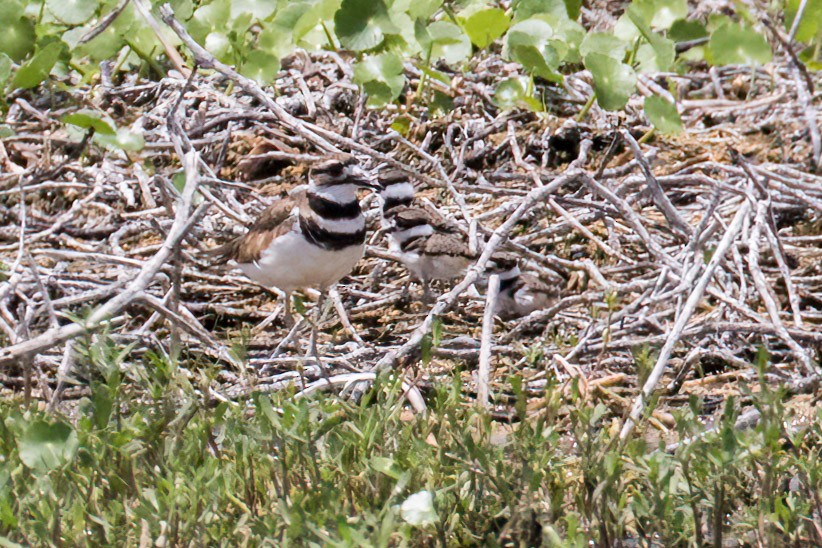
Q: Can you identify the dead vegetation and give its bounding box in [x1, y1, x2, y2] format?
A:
[0, 12, 820, 448]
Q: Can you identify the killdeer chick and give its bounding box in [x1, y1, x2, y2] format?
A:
[487, 253, 560, 318]
[211, 155, 380, 357]
[379, 170, 474, 301]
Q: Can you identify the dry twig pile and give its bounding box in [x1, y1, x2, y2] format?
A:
[1, 14, 820, 439]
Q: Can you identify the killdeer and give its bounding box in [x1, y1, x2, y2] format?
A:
[211, 155, 380, 332]
[487, 253, 559, 318]
[379, 170, 474, 301]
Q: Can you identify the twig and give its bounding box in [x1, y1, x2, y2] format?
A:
[0, 151, 202, 366]
[477, 274, 500, 409]
[746, 201, 815, 375]
[619, 197, 753, 441]
[621, 130, 692, 237]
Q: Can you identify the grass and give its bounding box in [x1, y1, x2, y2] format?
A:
[0, 337, 820, 546]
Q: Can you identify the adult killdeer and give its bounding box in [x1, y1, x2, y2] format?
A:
[212, 155, 380, 330]
[379, 170, 474, 301]
[487, 253, 559, 318]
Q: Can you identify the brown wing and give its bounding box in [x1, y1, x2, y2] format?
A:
[519, 273, 562, 300]
[208, 197, 297, 265]
[390, 205, 462, 234]
[419, 232, 473, 258]
[420, 201, 460, 232]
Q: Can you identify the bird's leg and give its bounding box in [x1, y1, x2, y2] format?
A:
[282, 291, 294, 328]
[421, 279, 434, 304]
[306, 289, 333, 378]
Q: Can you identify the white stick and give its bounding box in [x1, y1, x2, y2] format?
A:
[477, 274, 500, 409]
[619, 198, 752, 441]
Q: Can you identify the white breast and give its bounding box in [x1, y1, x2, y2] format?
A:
[236, 229, 365, 292]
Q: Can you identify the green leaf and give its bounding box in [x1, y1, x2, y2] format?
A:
[493, 76, 542, 111]
[188, 0, 231, 43]
[239, 50, 280, 85]
[0, 55, 11, 85]
[406, 0, 442, 19]
[391, 115, 412, 136]
[10, 41, 64, 90]
[0, 125, 14, 139]
[18, 419, 79, 473]
[0, 14, 36, 62]
[460, 8, 510, 49]
[799, 45, 822, 71]
[644, 95, 682, 135]
[507, 18, 563, 82]
[635, 42, 673, 72]
[426, 21, 471, 65]
[47, 0, 98, 25]
[786, 0, 822, 43]
[708, 22, 772, 66]
[370, 456, 401, 479]
[334, 0, 397, 51]
[668, 19, 708, 42]
[429, 89, 454, 115]
[353, 52, 405, 107]
[627, 5, 675, 72]
[96, 128, 145, 151]
[421, 332, 432, 365]
[579, 32, 627, 61]
[629, 0, 687, 30]
[230, 0, 278, 20]
[204, 32, 232, 63]
[62, 111, 116, 135]
[513, 0, 575, 21]
[584, 53, 636, 111]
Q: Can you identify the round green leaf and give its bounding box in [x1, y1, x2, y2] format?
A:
[62, 110, 116, 135]
[461, 8, 510, 49]
[709, 22, 772, 66]
[629, 0, 687, 30]
[580, 32, 627, 61]
[239, 50, 280, 85]
[0, 15, 36, 62]
[644, 95, 682, 135]
[334, 0, 398, 51]
[10, 41, 64, 90]
[626, 6, 675, 72]
[507, 18, 563, 81]
[47, 0, 98, 25]
[18, 419, 79, 473]
[189, 0, 231, 43]
[96, 128, 145, 151]
[668, 19, 708, 42]
[709, 22, 771, 66]
[230, 0, 277, 20]
[513, 0, 572, 21]
[353, 52, 405, 107]
[584, 52, 636, 111]
[493, 76, 542, 111]
[427, 21, 471, 65]
[204, 32, 232, 63]
[635, 37, 675, 72]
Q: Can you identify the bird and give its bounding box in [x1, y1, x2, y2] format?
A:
[378, 170, 474, 301]
[486, 252, 560, 318]
[210, 154, 381, 358]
